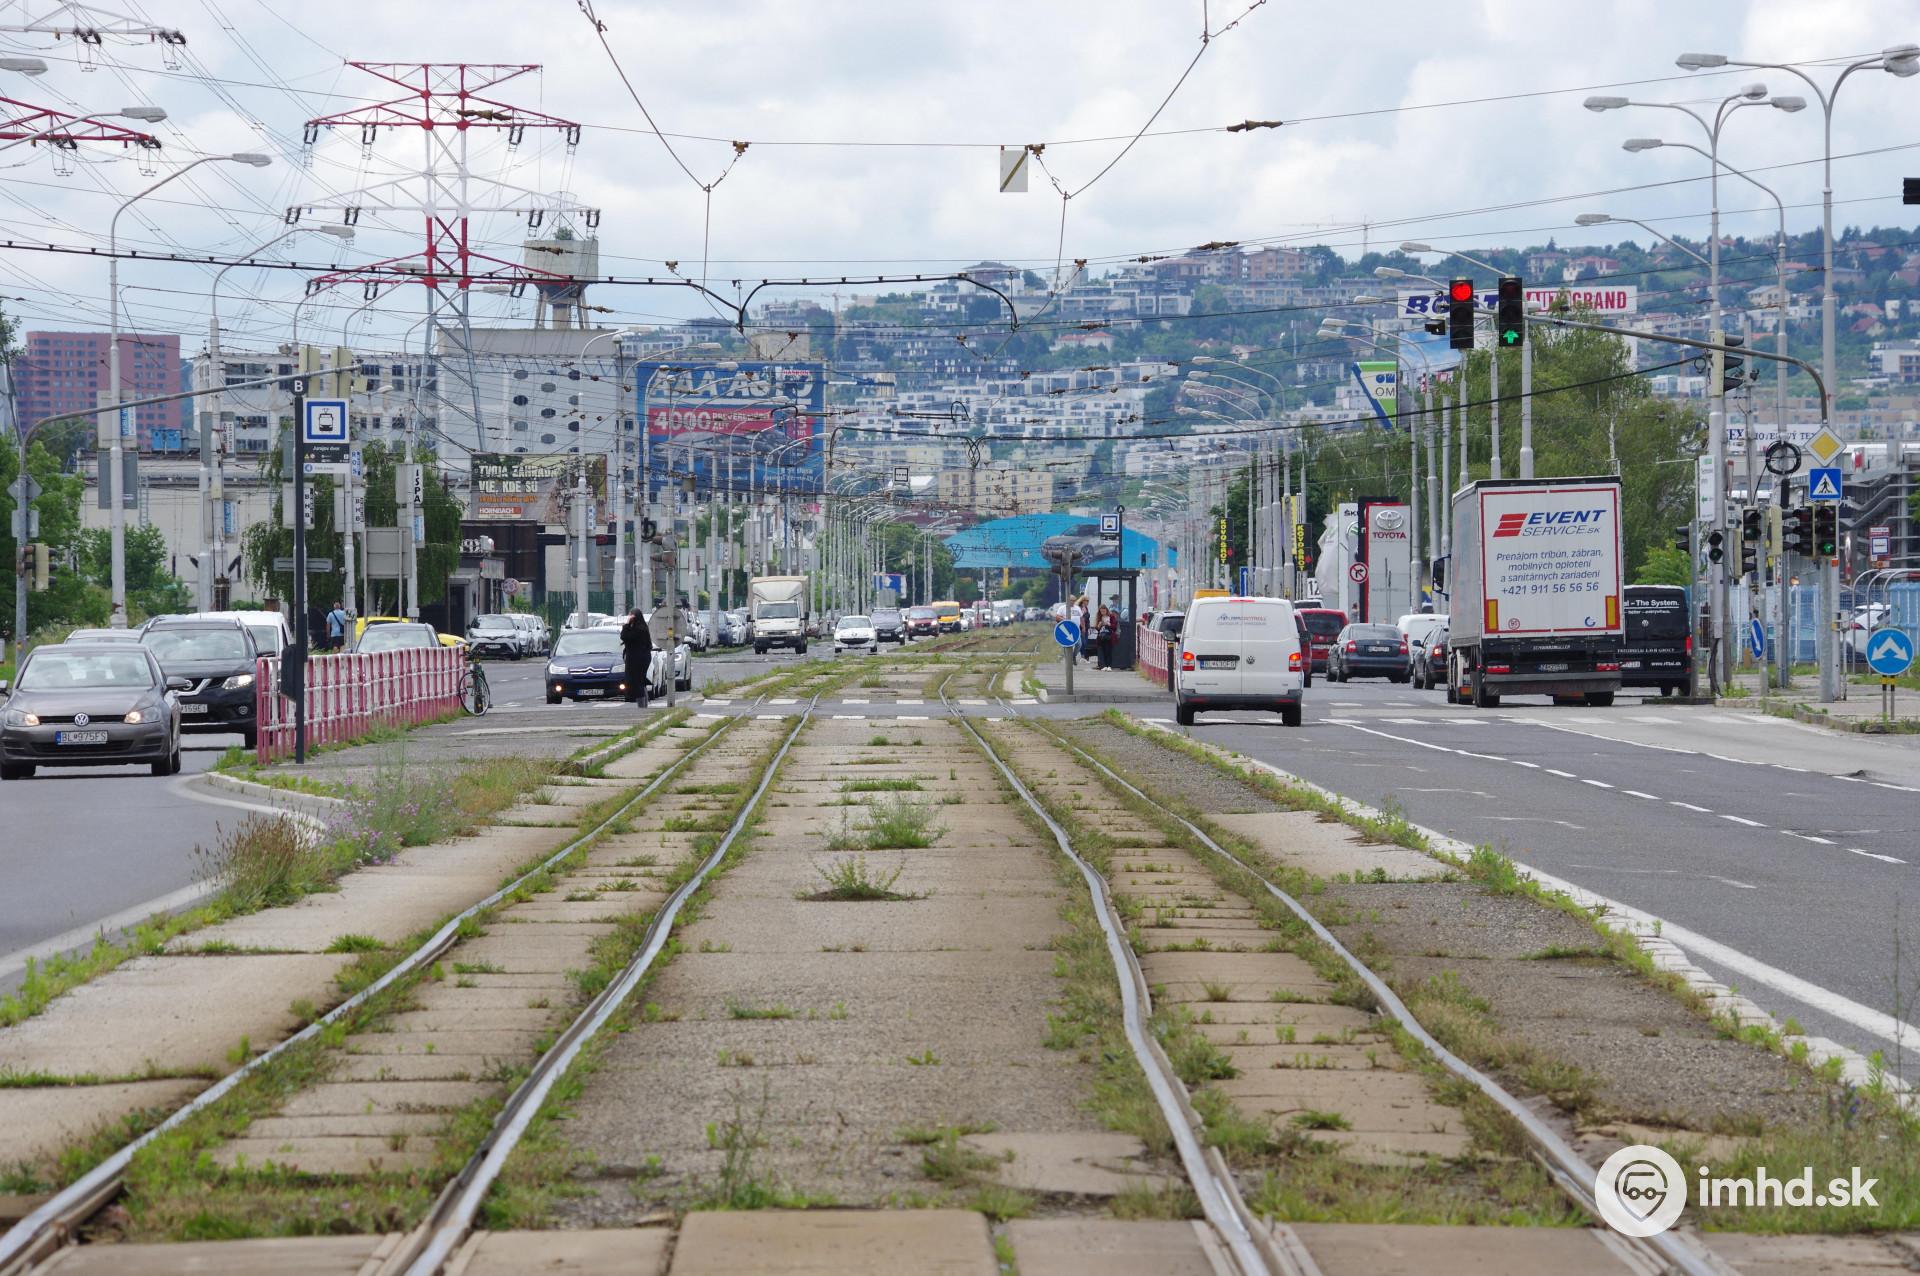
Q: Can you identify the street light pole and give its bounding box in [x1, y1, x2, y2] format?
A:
[105, 152, 271, 628]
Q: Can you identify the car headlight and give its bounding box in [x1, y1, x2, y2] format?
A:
[5, 709, 39, 727]
[222, 673, 254, 691]
[123, 709, 145, 724]
[547, 663, 566, 677]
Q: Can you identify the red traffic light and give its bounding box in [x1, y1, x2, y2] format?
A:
[1448, 277, 1475, 303]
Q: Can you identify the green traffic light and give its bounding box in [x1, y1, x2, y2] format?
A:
[1501, 328, 1519, 344]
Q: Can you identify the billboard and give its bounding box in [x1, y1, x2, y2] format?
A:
[1350, 361, 1397, 428]
[470, 452, 607, 523]
[1398, 285, 1636, 320]
[634, 360, 824, 495]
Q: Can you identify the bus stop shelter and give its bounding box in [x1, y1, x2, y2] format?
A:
[1079, 568, 1140, 671]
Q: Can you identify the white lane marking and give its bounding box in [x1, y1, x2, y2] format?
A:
[1012, 697, 1039, 705]
[1143, 717, 1174, 725]
[1785, 832, 1835, 845]
[1580, 779, 1614, 789]
[1872, 782, 1920, 793]
[1670, 801, 1712, 813]
[1626, 714, 1675, 724]
[1509, 760, 1540, 769]
[1331, 701, 1363, 706]
[832, 714, 866, 720]
[704, 699, 733, 706]
[1152, 723, 1920, 1067]
[768, 697, 798, 705]
[1835, 774, 1868, 782]
[958, 698, 988, 706]
[898, 699, 924, 705]
[1484, 815, 1586, 829]
[1848, 848, 1907, 865]
[694, 713, 724, 721]
[756, 714, 782, 721]
[898, 715, 929, 721]
[1544, 768, 1577, 778]
[842, 698, 869, 705]
[1622, 789, 1660, 800]
[1710, 876, 1759, 890]
[1720, 814, 1765, 827]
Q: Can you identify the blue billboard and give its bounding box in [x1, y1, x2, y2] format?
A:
[634, 360, 824, 498]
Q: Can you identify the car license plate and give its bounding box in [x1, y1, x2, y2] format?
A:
[1199, 658, 1235, 669]
[578, 687, 604, 697]
[1538, 662, 1569, 673]
[180, 702, 209, 714]
[56, 730, 109, 745]
[1621, 660, 1641, 669]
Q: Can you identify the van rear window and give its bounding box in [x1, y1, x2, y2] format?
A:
[1299, 612, 1345, 637]
[1626, 592, 1688, 640]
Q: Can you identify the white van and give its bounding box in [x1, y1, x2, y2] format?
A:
[1174, 596, 1305, 727]
[188, 610, 291, 661]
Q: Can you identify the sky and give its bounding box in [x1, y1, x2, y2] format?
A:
[0, 0, 1913, 353]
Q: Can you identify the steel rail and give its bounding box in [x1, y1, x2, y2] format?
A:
[1054, 721, 1733, 1276]
[0, 709, 731, 1276]
[943, 696, 1292, 1276]
[390, 695, 821, 1276]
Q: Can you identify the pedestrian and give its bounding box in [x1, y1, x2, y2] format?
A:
[1098, 604, 1118, 670]
[620, 606, 654, 706]
[324, 600, 348, 651]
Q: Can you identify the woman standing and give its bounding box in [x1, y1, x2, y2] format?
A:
[1096, 604, 1118, 670]
[619, 607, 654, 705]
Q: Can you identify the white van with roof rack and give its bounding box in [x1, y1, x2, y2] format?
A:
[1174, 595, 1305, 727]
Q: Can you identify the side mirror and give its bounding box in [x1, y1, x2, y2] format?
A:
[0, 679, 10, 697]
[166, 675, 193, 692]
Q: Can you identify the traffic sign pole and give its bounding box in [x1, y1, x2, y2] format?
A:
[292, 378, 308, 764]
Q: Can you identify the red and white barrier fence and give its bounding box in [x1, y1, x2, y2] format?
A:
[255, 646, 465, 765]
[1137, 622, 1172, 691]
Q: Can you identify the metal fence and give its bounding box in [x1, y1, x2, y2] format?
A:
[254, 645, 464, 765]
[1137, 623, 1173, 690]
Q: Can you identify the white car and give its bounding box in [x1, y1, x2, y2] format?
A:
[834, 615, 876, 652]
[1175, 596, 1305, 728]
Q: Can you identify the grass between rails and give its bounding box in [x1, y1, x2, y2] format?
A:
[1091, 711, 1920, 1232]
[1011, 718, 1584, 1226]
[74, 719, 741, 1237]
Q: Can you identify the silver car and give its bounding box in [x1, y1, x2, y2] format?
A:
[0, 643, 185, 779]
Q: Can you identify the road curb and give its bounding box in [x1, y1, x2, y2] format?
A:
[197, 770, 345, 822]
[1715, 696, 1920, 734]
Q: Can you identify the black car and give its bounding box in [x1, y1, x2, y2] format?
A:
[544, 629, 630, 704]
[1621, 585, 1693, 696]
[870, 608, 906, 645]
[0, 643, 184, 779]
[140, 618, 261, 747]
[1327, 623, 1410, 683]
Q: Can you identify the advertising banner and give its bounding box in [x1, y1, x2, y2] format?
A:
[1397, 285, 1637, 320]
[636, 361, 823, 442]
[469, 453, 606, 523]
[1350, 361, 1397, 428]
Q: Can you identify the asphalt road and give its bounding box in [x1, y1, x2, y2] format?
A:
[1143, 675, 1920, 1081]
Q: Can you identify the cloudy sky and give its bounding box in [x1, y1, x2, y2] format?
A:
[0, 0, 1913, 352]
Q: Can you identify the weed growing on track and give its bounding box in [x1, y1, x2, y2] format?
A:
[839, 777, 923, 793]
[805, 855, 918, 902]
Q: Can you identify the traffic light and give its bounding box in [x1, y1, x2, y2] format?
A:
[1496, 275, 1525, 348]
[1706, 528, 1726, 564]
[1673, 524, 1691, 554]
[1739, 509, 1762, 575]
[29, 542, 49, 592]
[1813, 504, 1838, 558]
[1722, 333, 1747, 391]
[1781, 505, 1812, 555]
[1447, 278, 1476, 350]
[1905, 177, 1920, 205]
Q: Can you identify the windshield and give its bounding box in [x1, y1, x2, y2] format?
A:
[1350, 625, 1401, 640]
[1158, 614, 1186, 636]
[20, 649, 155, 690]
[907, 608, 935, 620]
[839, 616, 870, 628]
[1626, 591, 1689, 640]
[553, 631, 621, 656]
[143, 628, 250, 663]
[245, 624, 282, 653]
[756, 602, 800, 620]
[872, 609, 900, 621]
[1299, 612, 1345, 637]
[473, 614, 515, 629]
[359, 626, 433, 652]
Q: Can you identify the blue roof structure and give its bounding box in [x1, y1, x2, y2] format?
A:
[944, 514, 1173, 571]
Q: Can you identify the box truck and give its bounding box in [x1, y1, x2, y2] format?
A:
[749, 576, 810, 654]
[1447, 477, 1624, 708]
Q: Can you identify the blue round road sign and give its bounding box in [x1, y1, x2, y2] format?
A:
[1747, 618, 1766, 660]
[1054, 619, 1082, 649]
[1865, 627, 1915, 677]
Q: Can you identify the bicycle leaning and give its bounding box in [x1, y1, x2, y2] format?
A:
[460, 652, 492, 716]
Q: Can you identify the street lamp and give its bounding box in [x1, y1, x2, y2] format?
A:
[199, 223, 354, 611]
[105, 152, 272, 628]
[1675, 44, 1919, 701]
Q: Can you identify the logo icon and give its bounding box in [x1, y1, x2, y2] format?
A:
[1595, 1145, 1686, 1237]
[73, 712, 89, 727]
[1373, 507, 1407, 531]
[1494, 512, 1528, 538]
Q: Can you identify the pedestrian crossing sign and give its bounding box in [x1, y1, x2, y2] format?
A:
[1808, 467, 1842, 502]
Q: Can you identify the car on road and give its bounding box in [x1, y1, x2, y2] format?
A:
[467, 613, 530, 660]
[355, 616, 464, 649]
[139, 617, 263, 748]
[544, 628, 633, 704]
[1328, 623, 1411, 683]
[870, 607, 906, 645]
[834, 615, 876, 652]
[904, 606, 939, 639]
[931, 600, 963, 633]
[352, 622, 444, 654]
[510, 613, 550, 656]
[1621, 585, 1692, 696]
[189, 610, 291, 660]
[1412, 625, 1449, 690]
[62, 627, 142, 644]
[1293, 607, 1347, 673]
[1151, 610, 1186, 640]
[1399, 614, 1449, 689]
[723, 610, 749, 647]
[0, 642, 185, 779]
[1173, 596, 1305, 727]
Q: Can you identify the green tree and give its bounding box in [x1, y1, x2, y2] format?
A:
[1633, 545, 1693, 588]
[76, 522, 190, 619]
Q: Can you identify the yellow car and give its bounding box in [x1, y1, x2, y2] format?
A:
[353, 615, 465, 648]
[930, 601, 963, 633]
